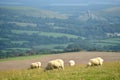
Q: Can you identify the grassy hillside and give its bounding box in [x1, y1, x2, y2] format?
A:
[12, 30, 79, 38]
[0, 6, 67, 19]
[91, 38, 120, 47]
[0, 62, 120, 80]
[102, 7, 120, 16]
[0, 54, 46, 62]
[0, 5, 120, 58]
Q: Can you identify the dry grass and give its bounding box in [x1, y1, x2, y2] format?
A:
[0, 62, 120, 80]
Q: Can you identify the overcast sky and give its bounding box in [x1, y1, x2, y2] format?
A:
[0, 0, 119, 8]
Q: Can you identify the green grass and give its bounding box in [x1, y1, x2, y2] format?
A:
[39, 32, 79, 38]
[0, 54, 47, 62]
[33, 44, 68, 49]
[0, 62, 120, 80]
[9, 22, 37, 27]
[33, 44, 69, 51]
[92, 42, 117, 46]
[6, 48, 31, 50]
[0, 38, 9, 40]
[11, 41, 29, 44]
[12, 30, 79, 38]
[91, 38, 120, 47]
[12, 30, 39, 35]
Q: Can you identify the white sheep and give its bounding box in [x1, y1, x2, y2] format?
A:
[69, 60, 75, 66]
[30, 62, 41, 69]
[87, 57, 104, 67]
[45, 59, 64, 70]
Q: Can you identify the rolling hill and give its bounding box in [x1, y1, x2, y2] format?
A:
[0, 5, 120, 58]
[0, 6, 67, 19]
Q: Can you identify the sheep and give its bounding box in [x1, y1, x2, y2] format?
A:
[30, 62, 41, 69]
[87, 57, 104, 67]
[45, 59, 64, 71]
[98, 57, 104, 66]
[69, 60, 75, 66]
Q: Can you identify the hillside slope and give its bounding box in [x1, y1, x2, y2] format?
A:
[0, 6, 120, 58]
[0, 6, 67, 19]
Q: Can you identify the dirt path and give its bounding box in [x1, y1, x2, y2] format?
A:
[0, 52, 120, 70]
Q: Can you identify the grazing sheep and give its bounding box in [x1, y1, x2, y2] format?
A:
[30, 62, 41, 69]
[69, 60, 75, 66]
[87, 57, 104, 67]
[45, 59, 64, 71]
[97, 57, 104, 66]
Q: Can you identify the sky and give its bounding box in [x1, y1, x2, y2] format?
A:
[0, 0, 120, 6]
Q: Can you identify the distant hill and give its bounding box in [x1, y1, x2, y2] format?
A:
[0, 5, 120, 58]
[0, 6, 67, 19]
[101, 7, 120, 16]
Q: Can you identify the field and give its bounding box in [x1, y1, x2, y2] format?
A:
[91, 38, 120, 47]
[0, 52, 120, 80]
[12, 30, 79, 38]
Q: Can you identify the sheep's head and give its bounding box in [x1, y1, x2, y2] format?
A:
[86, 62, 91, 67]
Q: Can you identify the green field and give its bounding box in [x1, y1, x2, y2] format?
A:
[12, 30, 79, 38]
[3, 44, 68, 53]
[33, 44, 68, 49]
[0, 54, 47, 62]
[91, 38, 120, 47]
[9, 22, 37, 27]
[39, 32, 79, 38]
[12, 30, 39, 35]
[6, 48, 31, 51]
[0, 62, 119, 80]
[11, 41, 29, 44]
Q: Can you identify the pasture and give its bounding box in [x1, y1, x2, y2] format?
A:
[0, 62, 120, 80]
[91, 38, 120, 47]
[11, 30, 79, 38]
[0, 52, 120, 80]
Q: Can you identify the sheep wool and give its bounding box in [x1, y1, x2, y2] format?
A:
[87, 57, 104, 67]
[69, 60, 75, 66]
[45, 59, 64, 70]
[30, 62, 41, 69]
